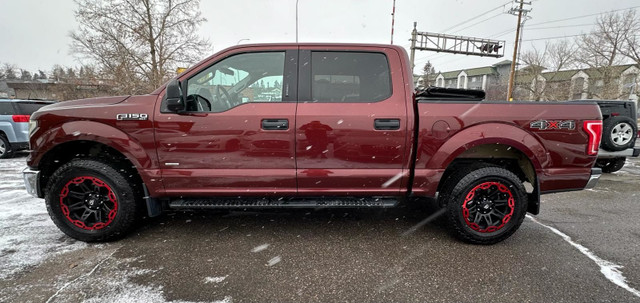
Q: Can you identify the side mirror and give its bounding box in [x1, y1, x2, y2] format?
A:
[166, 79, 185, 112]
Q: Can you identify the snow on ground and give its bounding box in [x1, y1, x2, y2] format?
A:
[1, 155, 231, 303]
[0, 155, 86, 279]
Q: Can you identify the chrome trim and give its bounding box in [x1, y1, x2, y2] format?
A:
[22, 168, 41, 198]
[585, 168, 602, 189]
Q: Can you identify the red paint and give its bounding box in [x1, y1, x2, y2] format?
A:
[462, 182, 514, 233]
[27, 43, 601, 205]
[59, 176, 118, 230]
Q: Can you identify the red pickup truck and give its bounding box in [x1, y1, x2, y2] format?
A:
[23, 43, 603, 244]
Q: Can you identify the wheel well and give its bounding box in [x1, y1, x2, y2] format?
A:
[438, 144, 537, 194]
[39, 140, 143, 194]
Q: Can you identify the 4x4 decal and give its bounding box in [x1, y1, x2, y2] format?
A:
[530, 120, 575, 130]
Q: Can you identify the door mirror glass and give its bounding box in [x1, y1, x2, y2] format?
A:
[166, 79, 185, 112]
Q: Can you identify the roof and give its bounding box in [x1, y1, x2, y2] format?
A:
[492, 60, 512, 67]
[437, 66, 498, 79]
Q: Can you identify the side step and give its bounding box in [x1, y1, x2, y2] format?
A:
[169, 197, 399, 209]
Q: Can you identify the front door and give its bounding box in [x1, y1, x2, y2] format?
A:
[155, 49, 298, 196]
[295, 48, 409, 196]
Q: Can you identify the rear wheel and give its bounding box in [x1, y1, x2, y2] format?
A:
[45, 159, 141, 242]
[440, 165, 528, 244]
[601, 116, 637, 151]
[0, 135, 13, 159]
[596, 157, 626, 173]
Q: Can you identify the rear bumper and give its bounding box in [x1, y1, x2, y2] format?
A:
[584, 167, 602, 189]
[597, 147, 640, 159]
[22, 167, 42, 198]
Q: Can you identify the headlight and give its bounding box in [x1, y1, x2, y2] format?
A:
[28, 119, 38, 138]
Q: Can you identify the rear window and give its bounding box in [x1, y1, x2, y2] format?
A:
[311, 52, 392, 102]
[13, 102, 51, 115]
[0, 103, 13, 115]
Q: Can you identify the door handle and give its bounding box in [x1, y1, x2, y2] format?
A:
[374, 119, 400, 130]
[262, 119, 289, 130]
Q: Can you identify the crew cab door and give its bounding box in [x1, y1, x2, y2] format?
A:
[154, 48, 298, 196]
[295, 47, 410, 195]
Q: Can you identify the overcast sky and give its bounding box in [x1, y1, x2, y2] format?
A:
[1, 0, 640, 75]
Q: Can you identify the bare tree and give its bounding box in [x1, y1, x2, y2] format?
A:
[519, 40, 576, 101]
[3, 64, 18, 80]
[575, 9, 635, 99]
[70, 0, 210, 94]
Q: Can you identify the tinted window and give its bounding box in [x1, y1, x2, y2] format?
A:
[311, 52, 391, 102]
[0, 102, 14, 115]
[14, 102, 51, 115]
[185, 52, 285, 112]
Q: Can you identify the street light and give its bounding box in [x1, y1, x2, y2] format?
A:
[237, 38, 250, 45]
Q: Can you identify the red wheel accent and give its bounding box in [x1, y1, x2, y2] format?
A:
[461, 181, 515, 233]
[59, 176, 119, 230]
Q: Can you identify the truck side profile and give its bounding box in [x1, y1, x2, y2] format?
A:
[23, 43, 603, 244]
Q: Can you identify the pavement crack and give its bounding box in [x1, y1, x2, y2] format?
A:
[45, 247, 120, 303]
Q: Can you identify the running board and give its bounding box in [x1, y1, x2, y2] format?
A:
[169, 197, 399, 209]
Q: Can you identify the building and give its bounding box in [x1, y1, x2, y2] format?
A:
[430, 60, 512, 90]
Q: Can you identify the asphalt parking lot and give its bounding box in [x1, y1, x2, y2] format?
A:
[1, 154, 640, 303]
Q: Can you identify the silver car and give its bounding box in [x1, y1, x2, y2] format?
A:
[0, 99, 53, 158]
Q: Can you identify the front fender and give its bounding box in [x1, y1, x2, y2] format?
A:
[31, 120, 152, 170]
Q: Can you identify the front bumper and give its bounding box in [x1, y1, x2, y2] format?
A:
[584, 167, 602, 189]
[23, 168, 42, 198]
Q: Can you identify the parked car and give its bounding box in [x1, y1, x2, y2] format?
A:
[577, 100, 640, 173]
[0, 99, 54, 158]
[24, 43, 603, 244]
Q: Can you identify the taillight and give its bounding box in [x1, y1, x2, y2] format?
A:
[583, 120, 602, 156]
[12, 115, 30, 123]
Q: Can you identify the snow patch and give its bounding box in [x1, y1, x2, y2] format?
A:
[527, 215, 640, 298]
[204, 275, 228, 284]
[251, 243, 270, 253]
[266, 256, 281, 267]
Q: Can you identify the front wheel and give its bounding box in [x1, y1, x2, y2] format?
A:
[45, 159, 142, 242]
[441, 165, 528, 244]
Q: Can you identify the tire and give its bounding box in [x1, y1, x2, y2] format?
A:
[0, 135, 13, 159]
[45, 159, 142, 242]
[601, 116, 637, 152]
[595, 157, 626, 173]
[440, 165, 528, 245]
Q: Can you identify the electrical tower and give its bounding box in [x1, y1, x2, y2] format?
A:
[409, 22, 505, 72]
[506, 0, 531, 101]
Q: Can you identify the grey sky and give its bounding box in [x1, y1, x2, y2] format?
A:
[1, 0, 640, 75]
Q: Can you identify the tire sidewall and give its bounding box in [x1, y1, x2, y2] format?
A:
[0, 135, 12, 159]
[448, 169, 527, 243]
[45, 160, 138, 241]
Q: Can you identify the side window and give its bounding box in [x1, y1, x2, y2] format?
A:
[185, 52, 285, 112]
[311, 52, 391, 102]
[0, 102, 14, 115]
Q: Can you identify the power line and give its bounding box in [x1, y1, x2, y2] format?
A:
[440, 1, 511, 33]
[527, 5, 640, 27]
[451, 11, 506, 34]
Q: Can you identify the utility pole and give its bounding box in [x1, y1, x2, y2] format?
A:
[506, 0, 531, 101]
[410, 22, 417, 72]
[390, 0, 396, 44]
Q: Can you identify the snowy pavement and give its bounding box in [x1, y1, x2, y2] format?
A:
[1, 154, 640, 302]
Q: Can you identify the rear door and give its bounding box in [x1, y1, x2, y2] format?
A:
[155, 48, 299, 196]
[295, 47, 410, 195]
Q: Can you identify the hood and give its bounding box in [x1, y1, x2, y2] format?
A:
[39, 95, 130, 112]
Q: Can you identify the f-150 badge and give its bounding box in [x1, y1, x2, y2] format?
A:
[116, 113, 148, 120]
[529, 120, 575, 130]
